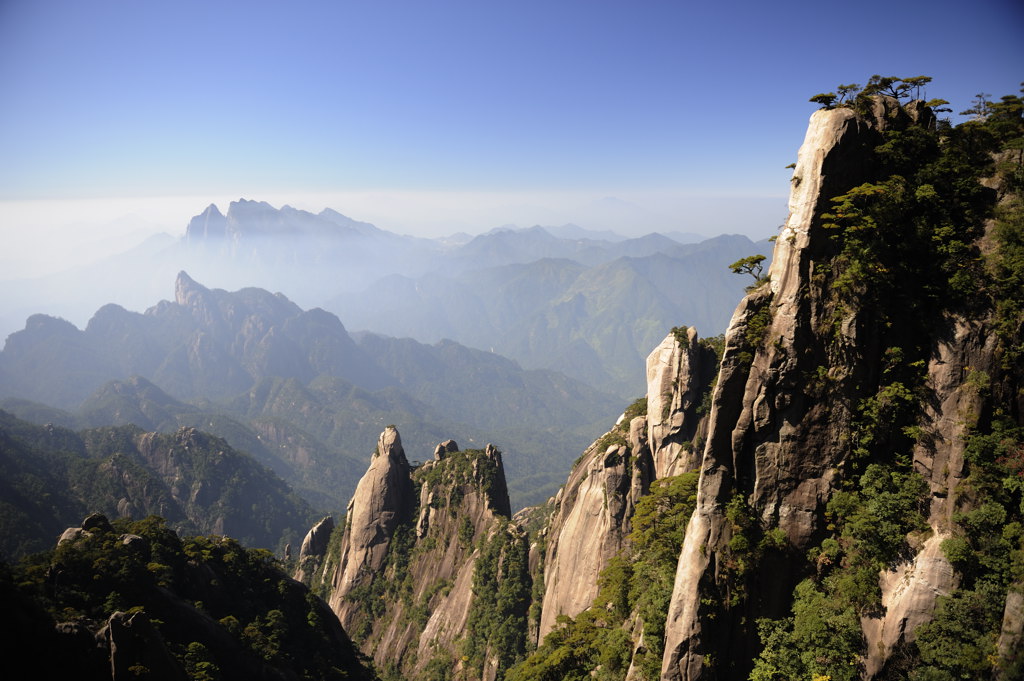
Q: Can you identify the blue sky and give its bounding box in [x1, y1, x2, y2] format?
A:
[0, 0, 1021, 252]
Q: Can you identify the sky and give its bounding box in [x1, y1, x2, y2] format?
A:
[0, 0, 1022, 274]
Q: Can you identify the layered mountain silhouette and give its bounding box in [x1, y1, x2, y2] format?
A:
[327, 234, 766, 396]
[0, 273, 620, 510]
[0, 199, 770, 399]
[0, 410, 314, 557]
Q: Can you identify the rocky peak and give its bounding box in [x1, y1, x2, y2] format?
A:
[534, 323, 716, 643]
[433, 439, 459, 460]
[658, 96, 1007, 680]
[660, 102, 888, 681]
[184, 203, 226, 244]
[312, 431, 525, 679]
[294, 515, 335, 584]
[645, 326, 715, 478]
[328, 426, 414, 625]
[173, 270, 210, 309]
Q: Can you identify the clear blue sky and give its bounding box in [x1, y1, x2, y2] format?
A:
[0, 0, 1021, 245]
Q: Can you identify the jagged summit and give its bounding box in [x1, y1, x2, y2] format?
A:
[173, 269, 206, 306]
[306, 426, 522, 677]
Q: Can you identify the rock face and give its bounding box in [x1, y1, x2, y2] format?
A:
[320, 427, 528, 679]
[657, 97, 1017, 680]
[659, 103, 898, 681]
[328, 426, 415, 625]
[645, 327, 716, 478]
[293, 515, 334, 584]
[105, 610, 189, 681]
[537, 326, 717, 640]
[538, 437, 650, 637]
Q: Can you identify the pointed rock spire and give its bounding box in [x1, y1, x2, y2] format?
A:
[328, 426, 414, 628]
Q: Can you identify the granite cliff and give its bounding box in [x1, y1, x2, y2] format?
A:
[288, 88, 1021, 681]
[301, 427, 530, 680]
[658, 95, 1023, 679]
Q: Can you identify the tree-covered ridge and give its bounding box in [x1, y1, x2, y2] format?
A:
[0, 410, 315, 558]
[809, 75, 950, 112]
[5, 514, 374, 681]
[746, 81, 1024, 680]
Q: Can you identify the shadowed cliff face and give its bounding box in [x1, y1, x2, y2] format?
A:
[658, 104, 901, 681]
[657, 96, 1021, 680]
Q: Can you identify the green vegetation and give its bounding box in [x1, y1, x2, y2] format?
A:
[695, 334, 725, 417]
[751, 465, 929, 680]
[460, 528, 532, 678]
[506, 471, 699, 681]
[0, 411, 314, 559]
[728, 254, 768, 290]
[586, 396, 649, 461]
[809, 75, 947, 113]
[750, 80, 1024, 681]
[7, 515, 372, 680]
[670, 325, 691, 348]
[622, 396, 648, 424]
[414, 448, 506, 512]
[735, 295, 774, 367]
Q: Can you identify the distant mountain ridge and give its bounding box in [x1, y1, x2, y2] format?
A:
[0, 410, 314, 558]
[328, 233, 770, 396]
[0, 199, 765, 396]
[0, 273, 621, 510]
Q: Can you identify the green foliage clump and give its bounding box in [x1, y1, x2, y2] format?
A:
[10, 515, 371, 680]
[990, 195, 1024, 366]
[728, 255, 768, 289]
[736, 297, 774, 367]
[912, 581, 1009, 680]
[695, 334, 725, 417]
[751, 464, 929, 680]
[622, 397, 648, 424]
[809, 75, 940, 112]
[414, 448, 506, 516]
[461, 528, 532, 679]
[670, 325, 691, 348]
[751, 579, 863, 681]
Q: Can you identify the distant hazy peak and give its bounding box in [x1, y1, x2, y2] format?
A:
[184, 203, 227, 243]
[173, 270, 208, 306]
[228, 198, 275, 211]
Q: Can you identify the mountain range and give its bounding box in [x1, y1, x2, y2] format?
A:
[1, 89, 1022, 680]
[0, 272, 621, 511]
[0, 200, 769, 399]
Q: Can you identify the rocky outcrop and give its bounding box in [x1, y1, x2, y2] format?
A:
[536, 326, 718, 640]
[184, 203, 227, 245]
[658, 96, 1017, 681]
[320, 427, 529, 680]
[328, 426, 414, 626]
[293, 515, 335, 584]
[538, 436, 650, 637]
[104, 610, 189, 681]
[997, 588, 1024, 678]
[859, 318, 999, 675]
[659, 102, 896, 681]
[645, 327, 715, 478]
